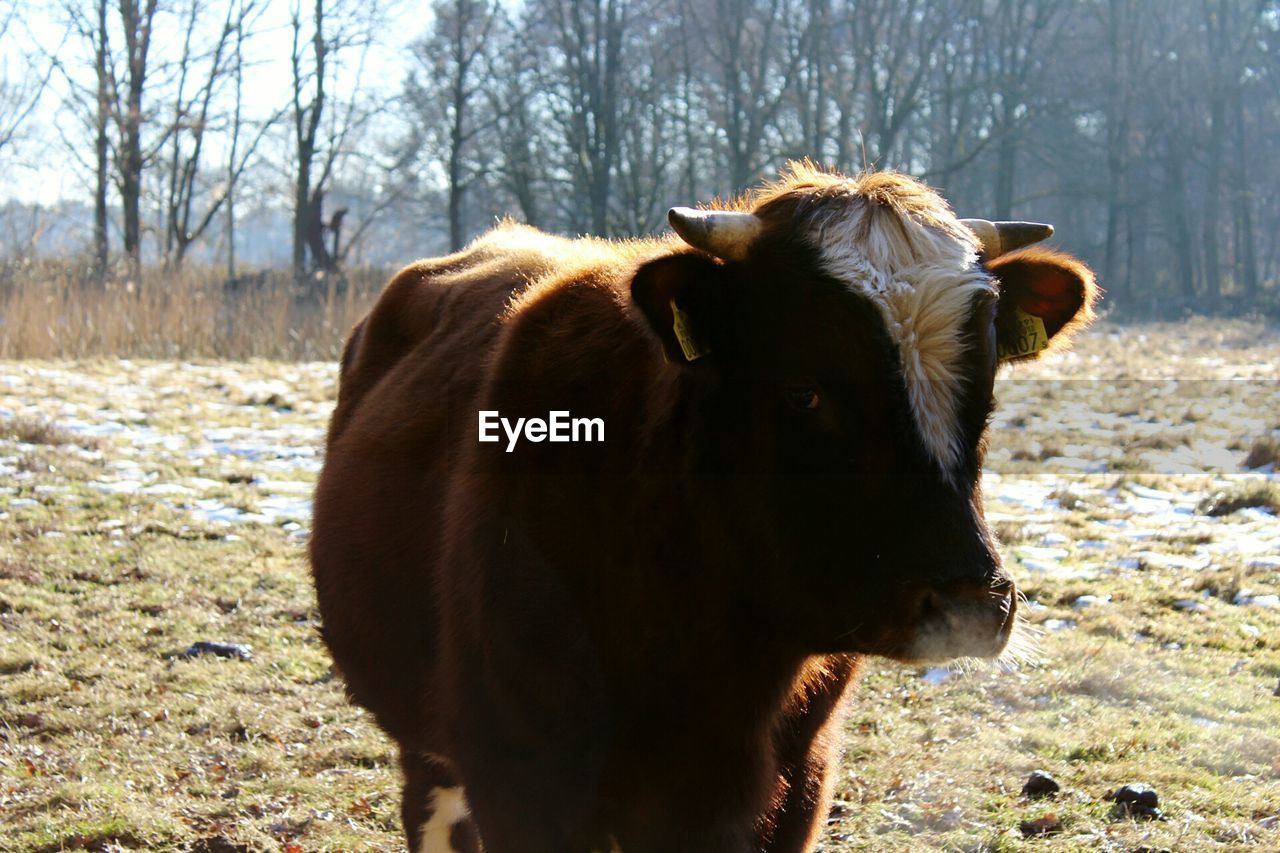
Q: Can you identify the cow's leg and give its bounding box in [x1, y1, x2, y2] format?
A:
[758, 655, 860, 853]
[401, 751, 482, 853]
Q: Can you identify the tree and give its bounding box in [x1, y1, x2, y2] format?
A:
[528, 0, 632, 234]
[112, 0, 162, 274]
[52, 0, 114, 274]
[288, 0, 383, 278]
[405, 0, 502, 251]
[162, 0, 276, 269]
[691, 0, 807, 191]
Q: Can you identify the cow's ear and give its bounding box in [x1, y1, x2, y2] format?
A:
[988, 247, 1099, 362]
[631, 252, 726, 364]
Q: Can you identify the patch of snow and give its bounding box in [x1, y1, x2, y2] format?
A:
[993, 482, 1059, 511]
[1016, 546, 1070, 562]
[190, 499, 269, 525]
[920, 667, 952, 685]
[1233, 591, 1279, 609]
[1071, 594, 1111, 609]
[1173, 599, 1209, 613]
[60, 418, 127, 436]
[1043, 456, 1107, 473]
[1201, 534, 1277, 556]
[182, 477, 226, 491]
[88, 479, 145, 494]
[139, 483, 196, 496]
[255, 479, 312, 495]
[256, 496, 312, 522]
[1128, 484, 1182, 502]
[1137, 552, 1211, 571]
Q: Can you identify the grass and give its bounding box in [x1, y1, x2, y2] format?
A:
[0, 259, 385, 361]
[0, 416, 98, 448]
[1199, 482, 1280, 517]
[1243, 436, 1280, 470]
[1, 320, 1279, 850]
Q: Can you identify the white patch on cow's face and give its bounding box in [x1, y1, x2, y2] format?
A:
[807, 200, 990, 472]
[417, 785, 471, 853]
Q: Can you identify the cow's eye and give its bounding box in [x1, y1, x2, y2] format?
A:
[784, 385, 821, 411]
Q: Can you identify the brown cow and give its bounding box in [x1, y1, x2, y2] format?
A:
[309, 164, 1097, 853]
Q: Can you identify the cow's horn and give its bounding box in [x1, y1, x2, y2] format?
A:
[668, 207, 762, 261]
[960, 219, 1054, 259]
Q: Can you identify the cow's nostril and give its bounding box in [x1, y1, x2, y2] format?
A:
[918, 589, 946, 622]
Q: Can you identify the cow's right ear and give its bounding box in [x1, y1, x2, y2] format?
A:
[631, 253, 726, 364]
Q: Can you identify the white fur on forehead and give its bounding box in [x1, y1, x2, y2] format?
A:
[802, 182, 989, 471]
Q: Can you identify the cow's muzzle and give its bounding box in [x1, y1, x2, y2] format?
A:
[900, 577, 1018, 662]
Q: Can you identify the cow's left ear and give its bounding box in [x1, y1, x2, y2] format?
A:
[631, 252, 727, 364]
[988, 247, 1099, 362]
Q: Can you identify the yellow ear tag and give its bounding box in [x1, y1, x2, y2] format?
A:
[670, 299, 709, 361]
[998, 307, 1050, 361]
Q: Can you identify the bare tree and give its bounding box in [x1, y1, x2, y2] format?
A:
[111, 0, 162, 274]
[690, 0, 807, 190]
[528, 0, 633, 234]
[161, 0, 272, 269]
[53, 0, 119, 275]
[288, 0, 382, 278]
[844, 0, 954, 169]
[484, 19, 548, 227]
[614, 9, 683, 233]
[406, 0, 502, 251]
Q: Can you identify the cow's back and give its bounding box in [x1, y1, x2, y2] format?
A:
[309, 225, 569, 749]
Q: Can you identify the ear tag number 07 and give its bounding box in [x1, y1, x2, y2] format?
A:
[998, 308, 1049, 361]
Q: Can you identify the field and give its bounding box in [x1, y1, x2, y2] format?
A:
[1, 318, 1278, 851]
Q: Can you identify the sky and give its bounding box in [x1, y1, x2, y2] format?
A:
[0, 0, 427, 206]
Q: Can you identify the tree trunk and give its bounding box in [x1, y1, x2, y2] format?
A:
[293, 149, 311, 275]
[118, 0, 157, 277]
[993, 109, 1016, 220]
[93, 0, 109, 279]
[1202, 95, 1225, 311]
[1231, 80, 1258, 299]
[1167, 145, 1197, 304]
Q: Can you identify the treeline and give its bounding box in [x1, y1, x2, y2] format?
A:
[3, 0, 1278, 317]
[413, 0, 1279, 315]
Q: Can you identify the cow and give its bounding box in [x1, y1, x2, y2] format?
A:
[308, 163, 1098, 853]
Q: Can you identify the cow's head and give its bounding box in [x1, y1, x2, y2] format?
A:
[631, 164, 1097, 663]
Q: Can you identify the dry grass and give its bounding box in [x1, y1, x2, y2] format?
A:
[1198, 482, 1280, 517]
[0, 259, 387, 361]
[0, 415, 100, 449]
[1243, 436, 1280, 470]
